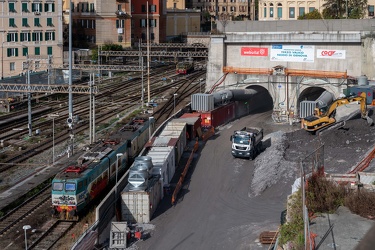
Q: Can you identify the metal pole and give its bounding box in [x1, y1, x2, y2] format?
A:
[148, 116, 154, 141]
[173, 93, 177, 114]
[93, 75, 96, 142]
[68, 0, 74, 156]
[27, 56, 32, 137]
[23, 225, 31, 250]
[24, 228, 27, 250]
[89, 73, 92, 144]
[52, 117, 55, 165]
[1, 41, 3, 79]
[147, 1, 150, 103]
[115, 153, 123, 197]
[140, 39, 144, 108]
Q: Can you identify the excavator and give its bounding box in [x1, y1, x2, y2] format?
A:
[302, 92, 373, 133]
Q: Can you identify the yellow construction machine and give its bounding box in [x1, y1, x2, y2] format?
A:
[302, 92, 373, 133]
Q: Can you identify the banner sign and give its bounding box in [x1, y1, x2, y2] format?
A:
[270, 45, 315, 62]
[241, 47, 269, 56]
[317, 49, 346, 59]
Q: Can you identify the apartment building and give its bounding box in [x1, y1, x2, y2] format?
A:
[131, 0, 167, 43]
[66, 0, 131, 47]
[204, 0, 255, 21]
[0, 0, 63, 79]
[259, 0, 375, 20]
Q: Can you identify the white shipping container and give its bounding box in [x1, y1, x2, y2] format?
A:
[147, 146, 176, 186]
[121, 177, 162, 223]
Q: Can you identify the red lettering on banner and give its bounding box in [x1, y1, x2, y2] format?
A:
[241, 47, 268, 56]
[321, 50, 336, 56]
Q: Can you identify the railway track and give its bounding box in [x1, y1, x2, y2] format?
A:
[29, 220, 75, 250]
[0, 185, 51, 236]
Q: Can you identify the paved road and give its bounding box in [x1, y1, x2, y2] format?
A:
[136, 110, 298, 250]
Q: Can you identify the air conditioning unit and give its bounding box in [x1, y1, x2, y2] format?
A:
[117, 28, 123, 34]
[34, 11, 40, 15]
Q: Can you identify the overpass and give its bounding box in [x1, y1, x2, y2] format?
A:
[206, 19, 375, 122]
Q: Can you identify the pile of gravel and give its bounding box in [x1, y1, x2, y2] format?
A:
[250, 131, 299, 197]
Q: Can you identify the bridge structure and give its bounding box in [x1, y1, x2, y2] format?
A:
[206, 19, 375, 121]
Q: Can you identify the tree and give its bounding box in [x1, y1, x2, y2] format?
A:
[322, 0, 368, 19]
[298, 9, 322, 20]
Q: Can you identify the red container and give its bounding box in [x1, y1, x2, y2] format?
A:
[199, 102, 235, 128]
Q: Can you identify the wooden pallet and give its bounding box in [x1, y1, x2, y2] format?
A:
[259, 231, 278, 244]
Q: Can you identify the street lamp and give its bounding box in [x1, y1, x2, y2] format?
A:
[115, 153, 123, 196]
[22, 225, 31, 250]
[173, 93, 177, 115]
[49, 114, 59, 165]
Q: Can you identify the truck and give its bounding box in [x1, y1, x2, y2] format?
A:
[230, 127, 263, 160]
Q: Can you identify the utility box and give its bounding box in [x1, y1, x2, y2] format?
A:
[109, 222, 128, 249]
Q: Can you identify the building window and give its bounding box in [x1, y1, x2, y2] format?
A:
[118, 35, 123, 42]
[45, 31, 55, 41]
[7, 33, 18, 42]
[264, 7, 267, 18]
[289, 7, 295, 18]
[150, 5, 156, 12]
[299, 7, 305, 17]
[10, 62, 15, 71]
[22, 18, 29, 27]
[309, 7, 315, 13]
[32, 32, 43, 42]
[151, 33, 155, 40]
[89, 3, 95, 12]
[21, 32, 31, 42]
[35, 61, 40, 69]
[116, 19, 125, 28]
[35, 47, 40, 56]
[141, 5, 146, 12]
[23, 47, 28, 56]
[117, 4, 121, 11]
[34, 18, 41, 27]
[32, 3, 42, 12]
[277, 4, 282, 19]
[47, 18, 53, 26]
[149, 19, 157, 28]
[71, 2, 74, 12]
[22, 3, 29, 12]
[9, 2, 15, 12]
[47, 46, 52, 55]
[7, 48, 18, 57]
[140, 19, 146, 27]
[9, 18, 16, 27]
[270, 7, 273, 18]
[369, 5, 374, 16]
[44, 3, 55, 12]
[141, 33, 146, 40]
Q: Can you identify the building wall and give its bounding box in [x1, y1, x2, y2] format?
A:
[258, 0, 375, 20]
[67, 0, 131, 47]
[0, 0, 63, 79]
[167, 0, 185, 9]
[166, 10, 201, 39]
[203, 0, 255, 21]
[132, 0, 166, 43]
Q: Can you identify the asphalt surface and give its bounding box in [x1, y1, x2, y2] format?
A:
[135, 110, 298, 250]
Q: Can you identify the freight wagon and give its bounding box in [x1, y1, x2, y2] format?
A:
[121, 176, 163, 223]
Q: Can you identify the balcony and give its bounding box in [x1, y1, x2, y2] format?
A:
[115, 10, 130, 18]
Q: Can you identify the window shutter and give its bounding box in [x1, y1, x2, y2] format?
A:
[44, 3, 47, 11]
[20, 33, 24, 41]
[52, 3, 55, 12]
[116, 20, 119, 28]
[40, 32, 43, 41]
[45, 32, 47, 40]
[15, 33, 18, 42]
[7, 48, 11, 57]
[15, 48, 18, 57]
[52, 32, 55, 40]
[32, 4, 35, 12]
